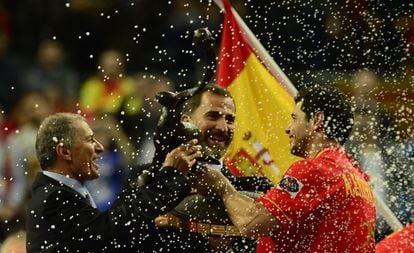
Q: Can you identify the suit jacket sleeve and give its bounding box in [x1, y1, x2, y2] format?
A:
[221, 165, 274, 192]
[26, 167, 191, 252]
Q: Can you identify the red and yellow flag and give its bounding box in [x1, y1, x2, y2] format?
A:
[217, 0, 298, 184]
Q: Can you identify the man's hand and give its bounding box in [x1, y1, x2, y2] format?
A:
[163, 139, 202, 175]
[193, 168, 279, 238]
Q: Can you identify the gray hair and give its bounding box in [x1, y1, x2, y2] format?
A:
[35, 113, 85, 169]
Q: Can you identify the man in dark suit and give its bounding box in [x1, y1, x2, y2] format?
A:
[26, 112, 202, 253]
[148, 84, 273, 252]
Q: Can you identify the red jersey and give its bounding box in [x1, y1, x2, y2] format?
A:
[256, 147, 376, 253]
[376, 223, 414, 253]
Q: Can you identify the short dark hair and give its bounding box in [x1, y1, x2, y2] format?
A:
[181, 83, 233, 115]
[35, 113, 85, 169]
[295, 85, 353, 145]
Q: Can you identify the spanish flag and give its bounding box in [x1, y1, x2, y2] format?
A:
[216, 0, 298, 184]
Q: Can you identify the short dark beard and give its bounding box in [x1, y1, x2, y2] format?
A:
[290, 138, 309, 158]
[208, 143, 227, 159]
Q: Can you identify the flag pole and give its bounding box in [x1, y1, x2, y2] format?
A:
[212, 0, 297, 97]
[374, 192, 403, 232]
[212, 0, 404, 233]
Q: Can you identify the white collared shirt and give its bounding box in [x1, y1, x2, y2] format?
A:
[201, 159, 223, 171]
[42, 171, 97, 208]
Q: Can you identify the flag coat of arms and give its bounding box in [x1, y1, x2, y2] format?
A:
[217, 0, 298, 183]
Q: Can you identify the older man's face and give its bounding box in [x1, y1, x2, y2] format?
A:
[68, 120, 104, 183]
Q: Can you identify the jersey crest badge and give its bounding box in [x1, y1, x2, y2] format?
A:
[277, 175, 303, 198]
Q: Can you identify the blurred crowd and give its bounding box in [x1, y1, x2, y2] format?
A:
[0, 0, 413, 251]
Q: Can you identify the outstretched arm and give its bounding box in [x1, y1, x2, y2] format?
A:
[194, 168, 279, 238]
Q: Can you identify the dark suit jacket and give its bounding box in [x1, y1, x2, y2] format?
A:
[122, 163, 273, 253]
[26, 167, 191, 253]
[126, 162, 273, 193]
[220, 166, 273, 192]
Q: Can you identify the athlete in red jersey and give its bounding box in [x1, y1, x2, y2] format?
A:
[257, 147, 375, 252]
[193, 85, 376, 252]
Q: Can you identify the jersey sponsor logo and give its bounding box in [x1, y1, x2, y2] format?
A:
[277, 175, 303, 198]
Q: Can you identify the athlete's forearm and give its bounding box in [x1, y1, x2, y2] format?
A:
[222, 186, 279, 238]
[222, 186, 261, 237]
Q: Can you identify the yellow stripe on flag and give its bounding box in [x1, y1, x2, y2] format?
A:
[223, 53, 298, 184]
[217, 0, 299, 184]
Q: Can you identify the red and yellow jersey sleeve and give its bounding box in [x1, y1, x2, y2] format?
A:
[257, 158, 339, 230]
[256, 148, 376, 252]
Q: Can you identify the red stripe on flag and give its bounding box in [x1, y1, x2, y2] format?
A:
[217, 0, 251, 88]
